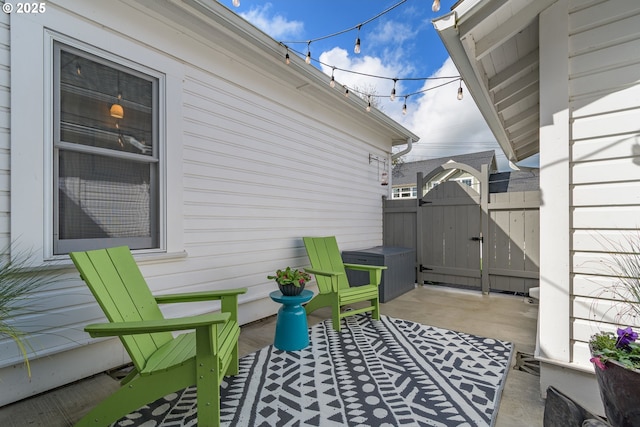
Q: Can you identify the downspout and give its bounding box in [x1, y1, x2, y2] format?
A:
[391, 137, 413, 161]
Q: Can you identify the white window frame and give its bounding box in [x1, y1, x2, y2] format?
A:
[10, 13, 184, 265]
[392, 186, 417, 199]
[52, 41, 162, 255]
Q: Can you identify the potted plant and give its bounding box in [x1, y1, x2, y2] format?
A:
[268, 267, 312, 296]
[588, 233, 640, 427]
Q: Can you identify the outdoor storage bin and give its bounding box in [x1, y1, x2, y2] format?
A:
[341, 246, 416, 303]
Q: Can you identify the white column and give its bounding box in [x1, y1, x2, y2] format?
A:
[538, 0, 570, 363]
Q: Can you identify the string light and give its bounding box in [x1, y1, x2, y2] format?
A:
[232, 0, 240, 7]
[281, 0, 408, 54]
[285, 48, 290, 65]
[275, 0, 462, 114]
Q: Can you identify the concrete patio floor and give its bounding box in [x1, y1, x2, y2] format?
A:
[0, 284, 546, 426]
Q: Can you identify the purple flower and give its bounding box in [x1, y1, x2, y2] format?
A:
[590, 356, 606, 371]
[615, 327, 638, 349]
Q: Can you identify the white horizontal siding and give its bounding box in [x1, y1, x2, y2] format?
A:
[178, 66, 388, 296]
[568, 0, 640, 365]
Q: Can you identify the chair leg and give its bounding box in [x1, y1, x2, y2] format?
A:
[196, 365, 220, 427]
[195, 327, 221, 427]
[333, 305, 342, 332]
[371, 297, 381, 320]
[227, 342, 239, 376]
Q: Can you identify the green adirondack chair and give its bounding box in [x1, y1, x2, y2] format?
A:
[303, 236, 386, 332]
[70, 246, 247, 427]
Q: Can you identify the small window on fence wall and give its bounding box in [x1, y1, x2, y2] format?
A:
[53, 42, 161, 254]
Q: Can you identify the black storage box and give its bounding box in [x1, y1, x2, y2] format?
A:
[341, 246, 416, 303]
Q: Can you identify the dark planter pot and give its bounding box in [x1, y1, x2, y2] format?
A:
[593, 359, 640, 427]
[278, 282, 305, 296]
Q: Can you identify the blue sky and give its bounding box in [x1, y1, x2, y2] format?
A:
[225, 1, 512, 170]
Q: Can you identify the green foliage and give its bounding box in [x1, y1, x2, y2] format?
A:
[0, 249, 60, 377]
[267, 267, 312, 287]
[590, 330, 640, 371]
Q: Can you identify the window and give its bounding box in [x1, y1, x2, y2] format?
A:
[53, 43, 160, 254]
[392, 186, 417, 199]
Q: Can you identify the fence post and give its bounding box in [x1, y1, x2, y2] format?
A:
[416, 171, 424, 286]
[481, 164, 490, 294]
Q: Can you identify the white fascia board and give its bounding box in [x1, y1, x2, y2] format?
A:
[433, 11, 516, 162]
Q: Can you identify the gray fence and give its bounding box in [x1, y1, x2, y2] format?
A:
[383, 188, 540, 294]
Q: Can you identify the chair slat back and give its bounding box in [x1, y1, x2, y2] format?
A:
[70, 246, 172, 371]
[303, 236, 350, 293]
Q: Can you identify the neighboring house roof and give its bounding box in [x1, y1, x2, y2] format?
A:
[433, 0, 556, 163]
[392, 150, 498, 186]
[488, 170, 539, 193]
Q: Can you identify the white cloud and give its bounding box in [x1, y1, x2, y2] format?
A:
[369, 20, 413, 46]
[396, 58, 507, 169]
[317, 52, 505, 168]
[319, 47, 408, 111]
[239, 4, 304, 40]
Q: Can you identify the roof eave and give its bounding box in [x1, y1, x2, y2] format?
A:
[433, 11, 517, 162]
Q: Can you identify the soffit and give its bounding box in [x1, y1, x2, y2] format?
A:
[434, 0, 557, 162]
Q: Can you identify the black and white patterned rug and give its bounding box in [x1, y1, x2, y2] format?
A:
[112, 314, 513, 426]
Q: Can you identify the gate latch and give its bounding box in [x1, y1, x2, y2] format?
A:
[470, 236, 483, 242]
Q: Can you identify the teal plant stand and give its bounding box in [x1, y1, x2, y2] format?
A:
[270, 289, 314, 351]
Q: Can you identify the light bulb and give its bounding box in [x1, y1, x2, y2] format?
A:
[366, 100, 371, 112]
[232, 0, 240, 7]
[402, 102, 407, 115]
[330, 76, 335, 88]
[354, 38, 361, 54]
[285, 52, 290, 65]
[344, 87, 350, 97]
[110, 104, 124, 119]
[390, 87, 396, 102]
[432, 0, 440, 12]
[305, 51, 311, 64]
[457, 86, 464, 100]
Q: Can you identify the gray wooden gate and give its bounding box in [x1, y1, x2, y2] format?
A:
[419, 180, 482, 288]
[383, 162, 540, 294]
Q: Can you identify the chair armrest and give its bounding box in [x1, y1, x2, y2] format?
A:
[154, 288, 248, 304]
[304, 268, 345, 293]
[85, 312, 231, 338]
[343, 263, 387, 272]
[303, 267, 345, 277]
[343, 263, 386, 287]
